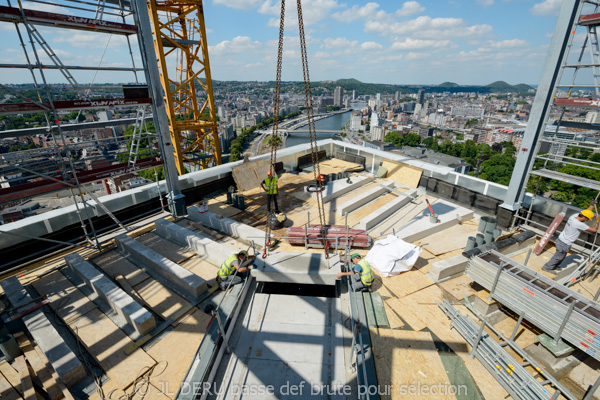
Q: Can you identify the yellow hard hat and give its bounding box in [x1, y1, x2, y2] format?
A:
[582, 209, 594, 220]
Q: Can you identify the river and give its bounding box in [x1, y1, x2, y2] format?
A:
[285, 101, 366, 148]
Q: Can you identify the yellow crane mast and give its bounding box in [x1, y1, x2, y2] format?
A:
[147, 0, 221, 174]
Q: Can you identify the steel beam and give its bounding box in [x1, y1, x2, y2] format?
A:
[0, 63, 144, 72]
[0, 98, 151, 115]
[502, 0, 582, 211]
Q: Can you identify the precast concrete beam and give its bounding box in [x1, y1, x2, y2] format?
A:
[356, 188, 417, 231]
[154, 219, 232, 267]
[428, 254, 469, 283]
[251, 253, 342, 286]
[114, 234, 207, 300]
[65, 254, 156, 339]
[0, 277, 85, 387]
[313, 175, 374, 203]
[336, 181, 394, 217]
[187, 207, 270, 244]
[394, 199, 474, 243]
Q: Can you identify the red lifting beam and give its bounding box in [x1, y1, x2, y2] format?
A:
[0, 5, 137, 35]
[0, 157, 163, 204]
[554, 98, 600, 108]
[0, 98, 152, 116]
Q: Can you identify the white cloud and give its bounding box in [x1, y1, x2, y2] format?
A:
[332, 2, 380, 22]
[476, 0, 494, 7]
[54, 32, 126, 49]
[396, 1, 425, 17]
[21, 2, 73, 14]
[391, 38, 455, 50]
[489, 39, 529, 48]
[212, 0, 263, 10]
[366, 16, 492, 39]
[530, 0, 561, 16]
[406, 52, 430, 60]
[209, 36, 262, 55]
[360, 41, 383, 51]
[322, 37, 357, 49]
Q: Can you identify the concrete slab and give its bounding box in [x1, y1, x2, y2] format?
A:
[336, 181, 394, 216]
[187, 207, 270, 245]
[65, 254, 156, 339]
[0, 277, 85, 388]
[314, 175, 374, 203]
[154, 218, 232, 267]
[251, 253, 342, 286]
[428, 254, 470, 282]
[394, 199, 474, 243]
[114, 234, 207, 301]
[356, 188, 417, 231]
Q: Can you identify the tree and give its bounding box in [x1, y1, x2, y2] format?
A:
[478, 153, 516, 185]
[591, 153, 600, 163]
[403, 133, 421, 147]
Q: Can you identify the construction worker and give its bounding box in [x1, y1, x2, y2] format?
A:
[542, 202, 599, 274]
[217, 250, 255, 290]
[336, 254, 374, 292]
[261, 169, 280, 214]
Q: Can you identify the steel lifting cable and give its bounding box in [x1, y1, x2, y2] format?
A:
[296, 0, 329, 257]
[262, 0, 286, 258]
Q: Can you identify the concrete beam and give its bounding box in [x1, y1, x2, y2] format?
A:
[314, 175, 374, 203]
[0, 277, 85, 387]
[187, 207, 269, 244]
[65, 254, 155, 339]
[428, 254, 469, 283]
[114, 234, 207, 301]
[356, 188, 417, 231]
[394, 199, 474, 243]
[154, 219, 232, 267]
[251, 253, 342, 286]
[336, 181, 394, 217]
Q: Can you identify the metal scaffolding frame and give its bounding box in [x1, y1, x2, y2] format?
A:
[0, 0, 185, 255]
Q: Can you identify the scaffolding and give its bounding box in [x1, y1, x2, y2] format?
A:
[0, 0, 183, 260]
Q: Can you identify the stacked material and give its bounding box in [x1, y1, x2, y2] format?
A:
[467, 250, 600, 361]
[440, 300, 573, 400]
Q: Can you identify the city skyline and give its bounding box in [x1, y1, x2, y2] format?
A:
[1, 0, 565, 86]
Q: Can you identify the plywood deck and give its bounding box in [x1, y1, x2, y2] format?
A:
[371, 329, 456, 400]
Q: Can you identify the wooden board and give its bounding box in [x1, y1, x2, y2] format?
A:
[381, 160, 423, 189]
[132, 277, 188, 320]
[439, 275, 479, 302]
[0, 360, 21, 396]
[15, 333, 63, 400]
[136, 233, 195, 264]
[13, 356, 36, 400]
[422, 224, 476, 256]
[34, 346, 75, 400]
[364, 292, 390, 328]
[179, 257, 219, 285]
[31, 270, 96, 324]
[91, 250, 150, 287]
[346, 193, 400, 227]
[376, 269, 435, 300]
[370, 329, 456, 400]
[147, 309, 213, 397]
[0, 373, 20, 400]
[231, 158, 270, 192]
[69, 308, 156, 390]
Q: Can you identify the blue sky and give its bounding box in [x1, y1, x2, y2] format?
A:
[0, 0, 569, 86]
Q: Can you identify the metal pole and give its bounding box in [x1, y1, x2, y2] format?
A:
[487, 262, 505, 301]
[213, 311, 230, 353]
[524, 247, 533, 266]
[553, 300, 576, 345]
[469, 318, 487, 359]
[502, 0, 582, 211]
[510, 311, 526, 342]
[583, 375, 600, 400]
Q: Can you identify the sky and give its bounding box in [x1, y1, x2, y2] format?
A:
[0, 0, 571, 86]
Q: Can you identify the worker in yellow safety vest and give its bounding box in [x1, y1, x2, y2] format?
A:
[217, 250, 255, 290]
[260, 169, 280, 214]
[336, 254, 373, 292]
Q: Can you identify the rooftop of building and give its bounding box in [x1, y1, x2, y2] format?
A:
[0, 140, 598, 400]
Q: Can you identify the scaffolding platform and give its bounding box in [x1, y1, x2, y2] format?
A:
[0, 5, 137, 35]
[554, 97, 600, 108]
[0, 98, 152, 116]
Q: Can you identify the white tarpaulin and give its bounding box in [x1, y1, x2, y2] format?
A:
[365, 235, 422, 277]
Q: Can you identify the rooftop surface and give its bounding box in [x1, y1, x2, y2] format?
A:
[0, 152, 598, 400]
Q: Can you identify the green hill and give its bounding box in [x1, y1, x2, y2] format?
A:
[438, 82, 460, 87]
